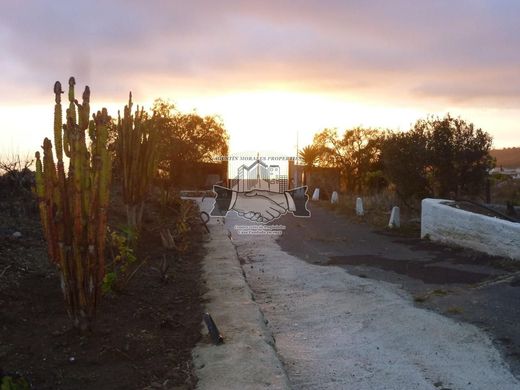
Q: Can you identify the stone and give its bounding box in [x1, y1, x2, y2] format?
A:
[355, 197, 364, 216]
[331, 191, 339, 204]
[388, 206, 400, 228]
[312, 188, 320, 201]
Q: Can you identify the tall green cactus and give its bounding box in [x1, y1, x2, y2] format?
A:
[116, 92, 159, 230]
[35, 77, 112, 331]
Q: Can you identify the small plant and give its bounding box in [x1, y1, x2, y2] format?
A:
[414, 288, 450, 303]
[0, 371, 30, 390]
[446, 306, 464, 315]
[103, 228, 145, 293]
[0, 153, 36, 216]
[159, 200, 193, 253]
[0, 153, 34, 194]
[151, 255, 172, 283]
[0, 376, 31, 390]
[431, 289, 448, 297]
[414, 294, 429, 303]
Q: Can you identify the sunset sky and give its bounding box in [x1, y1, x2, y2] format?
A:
[0, 1, 519, 159]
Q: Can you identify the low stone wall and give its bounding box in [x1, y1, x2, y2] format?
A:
[421, 198, 520, 260]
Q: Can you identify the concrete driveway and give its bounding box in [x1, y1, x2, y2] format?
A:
[226, 202, 520, 389]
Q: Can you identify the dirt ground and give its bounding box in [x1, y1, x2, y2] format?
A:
[0, 188, 204, 389]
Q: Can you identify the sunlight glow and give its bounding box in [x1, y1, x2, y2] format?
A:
[1, 90, 518, 161]
[173, 90, 427, 156]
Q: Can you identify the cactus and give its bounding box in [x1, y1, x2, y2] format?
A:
[35, 77, 112, 331]
[116, 92, 159, 230]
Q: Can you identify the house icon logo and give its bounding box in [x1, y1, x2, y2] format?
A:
[230, 155, 288, 193]
[210, 153, 310, 223]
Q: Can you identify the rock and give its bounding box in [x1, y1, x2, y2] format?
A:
[11, 231, 22, 239]
[355, 197, 364, 216]
[331, 191, 339, 204]
[388, 206, 400, 228]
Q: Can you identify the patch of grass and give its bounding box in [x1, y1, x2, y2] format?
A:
[446, 306, 464, 315]
[414, 294, 429, 303]
[414, 288, 450, 303]
[322, 192, 421, 237]
[431, 288, 449, 296]
[495, 259, 520, 272]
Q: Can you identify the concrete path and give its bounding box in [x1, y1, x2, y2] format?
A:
[278, 202, 520, 378]
[191, 198, 289, 390]
[227, 208, 520, 389]
[190, 197, 519, 389]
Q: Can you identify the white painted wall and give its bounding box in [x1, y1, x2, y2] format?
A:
[421, 198, 520, 260]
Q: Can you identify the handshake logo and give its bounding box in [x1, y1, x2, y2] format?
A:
[210, 186, 310, 223]
[210, 155, 310, 223]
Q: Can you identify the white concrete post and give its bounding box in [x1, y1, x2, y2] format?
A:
[388, 206, 400, 228]
[331, 191, 339, 204]
[312, 188, 320, 201]
[355, 197, 364, 216]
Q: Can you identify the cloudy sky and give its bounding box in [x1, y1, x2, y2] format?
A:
[0, 0, 519, 157]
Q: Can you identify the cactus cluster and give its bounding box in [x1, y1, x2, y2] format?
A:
[116, 92, 159, 230]
[35, 77, 112, 331]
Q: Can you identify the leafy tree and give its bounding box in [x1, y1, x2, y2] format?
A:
[420, 114, 494, 197]
[311, 127, 382, 193]
[380, 129, 431, 204]
[380, 114, 494, 202]
[151, 99, 229, 189]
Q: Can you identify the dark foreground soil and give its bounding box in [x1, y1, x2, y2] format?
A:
[0, 187, 204, 389]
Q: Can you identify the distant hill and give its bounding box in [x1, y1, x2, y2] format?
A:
[491, 147, 520, 168]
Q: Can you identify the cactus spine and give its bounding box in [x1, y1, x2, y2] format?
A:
[116, 92, 158, 230]
[35, 77, 112, 331]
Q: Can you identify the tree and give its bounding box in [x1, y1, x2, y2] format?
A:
[380, 114, 494, 203]
[311, 127, 382, 193]
[298, 145, 323, 185]
[151, 99, 229, 189]
[380, 129, 431, 204]
[298, 145, 322, 168]
[421, 114, 494, 197]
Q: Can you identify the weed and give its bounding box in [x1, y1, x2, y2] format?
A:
[431, 289, 448, 296]
[446, 306, 464, 314]
[151, 255, 173, 283]
[0, 373, 30, 390]
[414, 288, 450, 303]
[103, 228, 145, 293]
[160, 200, 193, 254]
[414, 294, 429, 303]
